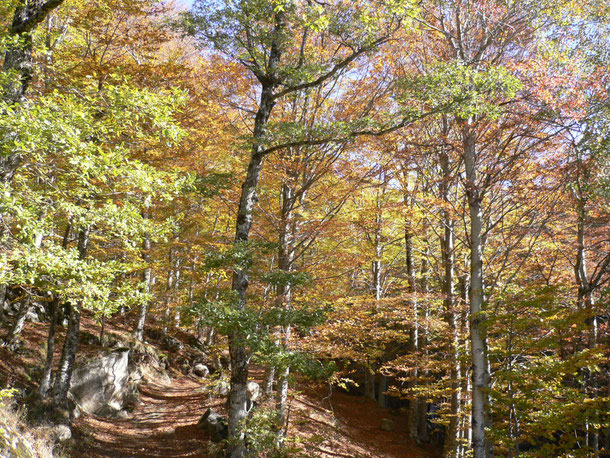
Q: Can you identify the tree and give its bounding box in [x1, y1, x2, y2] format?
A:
[186, 1, 405, 454]
[1, 0, 65, 182]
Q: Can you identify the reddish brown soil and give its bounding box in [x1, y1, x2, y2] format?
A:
[72, 375, 215, 457]
[1, 315, 441, 457]
[287, 381, 440, 458]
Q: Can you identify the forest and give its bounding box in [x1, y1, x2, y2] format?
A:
[0, 0, 608, 457]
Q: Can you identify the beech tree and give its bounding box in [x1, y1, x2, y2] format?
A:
[186, 1, 407, 454]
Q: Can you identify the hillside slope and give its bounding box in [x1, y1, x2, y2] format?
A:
[0, 314, 440, 457]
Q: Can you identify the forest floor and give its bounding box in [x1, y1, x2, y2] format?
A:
[0, 313, 441, 457]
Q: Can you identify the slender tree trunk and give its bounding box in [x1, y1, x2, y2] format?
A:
[134, 196, 152, 341]
[39, 294, 59, 397]
[372, 200, 387, 407]
[53, 225, 89, 408]
[227, 35, 282, 454]
[0, 285, 6, 325]
[364, 367, 376, 400]
[163, 245, 176, 333]
[377, 373, 387, 408]
[264, 365, 275, 395]
[440, 144, 462, 456]
[6, 294, 31, 343]
[40, 221, 71, 397]
[275, 181, 297, 442]
[1, 0, 65, 181]
[463, 125, 492, 458]
[405, 201, 422, 441]
[575, 194, 600, 455]
[417, 252, 430, 442]
[173, 259, 182, 327]
[7, 226, 46, 343]
[459, 262, 471, 458]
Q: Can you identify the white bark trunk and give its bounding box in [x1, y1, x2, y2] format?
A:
[463, 125, 492, 458]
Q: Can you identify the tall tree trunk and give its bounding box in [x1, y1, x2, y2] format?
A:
[0, 285, 6, 325]
[6, 293, 31, 343]
[134, 196, 152, 341]
[364, 366, 376, 401]
[463, 125, 492, 458]
[575, 194, 599, 455]
[275, 182, 296, 442]
[264, 365, 276, 395]
[405, 200, 422, 442]
[163, 244, 176, 333]
[417, 251, 430, 442]
[53, 225, 89, 408]
[227, 17, 283, 450]
[40, 221, 71, 397]
[173, 260, 182, 327]
[459, 269, 470, 458]
[39, 294, 59, 397]
[1, 0, 65, 181]
[440, 145, 462, 456]
[372, 198, 388, 407]
[6, 226, 46, 343]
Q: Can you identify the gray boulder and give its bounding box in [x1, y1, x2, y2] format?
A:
[246, 381, 260, 403]
[51, 425, 71, 442]
[214, 380, 230, 398]
[193, 364, 209, 378]
[246, 381, 260, 412]
[197, 408, 227, 443]
[68, 348, 133, 418]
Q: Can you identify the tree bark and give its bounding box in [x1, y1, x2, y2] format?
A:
[6, 293, 31, 343]
[134, 196, 152, 341]
[227, 10, 284, 450]
[417, 251, 430, 443]
[440, 144, 462, 457]
[463, 124, 492, 458]
[275, 181, 296, 442]
[405, 199, 423, 442]
[39, 294, 59, 397]
[575, 190, 599, 455]
[1, 0, 65, 182]
[40, 221, 71, 397]
[53, 225, 89, 407]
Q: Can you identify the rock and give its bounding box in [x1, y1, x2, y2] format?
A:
[51, 425, 71, 442]
[197, 408, 227, 443]
[211, 349, 231, 373]
[68, 348, 133, 418]
[122, 386, 140, 412]
[246, 381, 260, 403]
[96, 405, 130, 419]
[380, 418, 395, 432]
[188, 335, 207, 352]
[162, 336, 183, 352]
[245, 381, 260, 411]
[214, 381, 230, 398]
[25, 308, 40, 323]
[193, 364, 209, 378]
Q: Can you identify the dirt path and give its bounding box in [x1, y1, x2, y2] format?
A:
[1, 319, 439, 457]
[72, 371, 439, 458]
[72, 375, 216, 457]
